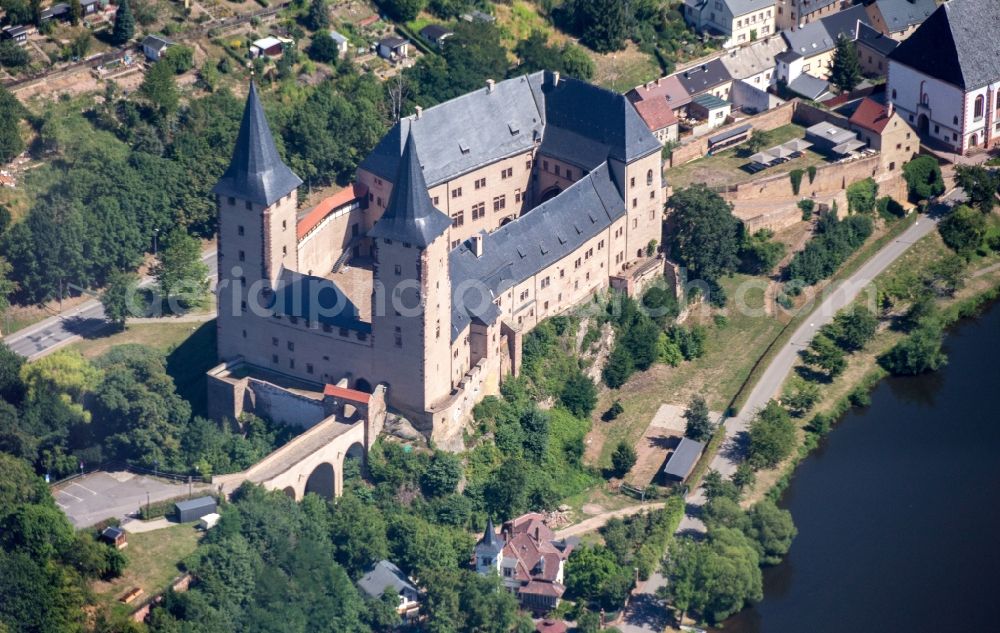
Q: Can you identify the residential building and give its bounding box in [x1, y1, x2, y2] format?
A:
[474, 515, 577, 613]
[420, 24, 453, 49]
[780, 3, 871, 79]
[689, 93, 732, 128]
[684, 0, 777, 48]
[39, 2, 69, 22]
[633, 98, 680, 144]
[865, 0, 936, 40]
[855, 22, 898, 77]
[250, 36, 286, 59]
[805, 121, 866, 155]
[329, 30, 349, 56]
[141, 35, 172, 62]
[719, 35, 788, 88]
[210, 72, 665, 445]
[377, 36, 409, 61]
[887, 0, 1000, 153]
[357, 560, 420, 622]
[847, 96, 917, 172]
[81, 0, 100, 15]
[626, 74, 693, 118]
[674, 58, 734, 101]
[774, 0, 841, 31]
[1, 24, 31, 46]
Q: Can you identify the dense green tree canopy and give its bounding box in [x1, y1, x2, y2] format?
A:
[669, 185, 742, 286]
[902, 155, 945, 201]
[683, 395, 713, 442]
[747, 401, 796, 469]
[938, 204, 987, 257]
[830, 35, 862, 92]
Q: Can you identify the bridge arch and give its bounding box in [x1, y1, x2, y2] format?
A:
[304, 462, 336, 499]
[354, 378, 373, 393]
[282, 486, 297, 500]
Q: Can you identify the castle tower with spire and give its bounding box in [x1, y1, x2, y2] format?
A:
[474, 518, 505, 575]
[368, 135, 453, 418]
[213, 82, 302, 360]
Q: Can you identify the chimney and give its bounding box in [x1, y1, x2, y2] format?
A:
[486, 78, 495, 93]
[471, 234, 484, 257]
[887, 101, 894, 118]
[551, 70, 560, 87]
[414, 105, 422, 119]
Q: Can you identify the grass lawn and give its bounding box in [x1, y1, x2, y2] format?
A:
[90, 523, 202, 618]
[591, 42, 661, 93]
[70, 320, 218, 416]
[585, 274, 787, 470]
[666, 124, 822, 189]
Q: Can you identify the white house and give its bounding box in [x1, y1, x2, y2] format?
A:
[684, 0, 777, 48]
[141, 35, 172, 62]
[329, 30, 349, 56]
[887, 0, 1000, 154]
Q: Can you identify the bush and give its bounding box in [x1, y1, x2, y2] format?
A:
[846, 178, 878, 214]
[747, 401, 796, 469]
[807, 165, 817, 184]
[610, 442, 637, 478]
[602, 343, 634, 388]
[938, 205, 987, 257]
[560, 371, 598, 418]
[798, 198, 815, 221]
[602, 399, 624, 421]
[902, 155, 945, 201]
[307, 32, 340, 64]
[785, 214, 873, 285]
[879, 324, 947, 375]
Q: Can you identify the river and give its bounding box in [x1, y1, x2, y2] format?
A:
[721, 299, 1000, 633]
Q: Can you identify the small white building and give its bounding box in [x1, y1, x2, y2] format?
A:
[198, 512, 221, 530]
[250, 36, 287, 59]
[141, 35, 172, 62]
[329, 31, 349, 56]
[376, 36, 408, 62]
[684, 0, 777, 48]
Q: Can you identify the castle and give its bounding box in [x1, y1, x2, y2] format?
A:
[209, 71, 665, 446]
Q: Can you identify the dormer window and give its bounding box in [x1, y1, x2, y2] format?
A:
[459, 141, 470, 154]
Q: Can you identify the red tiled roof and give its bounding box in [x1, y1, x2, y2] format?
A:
[358, 15, 379, 27]
[627, 75, 691, 108]
[323, 383, 371, 404]
[521, 580, 565, 598]
[849, 97, 893, 134]
[296, 183, 367, 240]
[633, 98, 678, 133]
[536, 620, 568, 633]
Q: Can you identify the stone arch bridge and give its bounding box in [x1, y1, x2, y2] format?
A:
[208, 361, 387, 500]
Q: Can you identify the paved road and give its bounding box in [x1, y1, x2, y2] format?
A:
[3, 249, 217, 360]
[553, 502, 668, 540]
[620, 193, 963, 632]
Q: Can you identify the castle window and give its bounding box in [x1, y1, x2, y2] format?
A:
[544, 301, 549, 310]
[377, 197, 382, 207]
[650, 210, 656, 220]
[433, 196, 439, 205]
[282, 246, 287, 256]
[574, 258, 581, 269]
[974, 95, 985, 120]
[475, 177, 486, 189]
[451, 187, 463, 198]
[282, 220, 287, 231]
[289, 359, 295, 369]
[238, 225, 244, 236]
[241, 301, 247, 311]
[239, 250, 245, 262]
[228, 197, 235, 206]
[369, 193, 374, 202]
[245, 201, 252, 210]
[520, 290, 529, 301]
[501, 167, 513, 179]
[394, 264, 402, 275]
[493, 195, 506, 211]
[272, 354, 278, 364]
[554, 165, 561, 176]
[287, 341, 294, 351]
[451, 211, 464, 227]
[630, 176, 635, 187]
[525, 159, 532, 170]
[242, 330, 247, 338]
[306, 363, 313, 374]
[566, 169, 572, 180]
[272, 337, 278, 346]
[472, 202, 486, 220]
[541, 276, 550, 288]
[650, 191, 655, 199]
[394, 326, 402, 348]
[632, 198, 638, 208]
[647, 169, 653, 186]
[560, 269, 565, 278]
[599, 240, 604, 250]
[515, 189, 522, 203]
[543, 160, 549, 171]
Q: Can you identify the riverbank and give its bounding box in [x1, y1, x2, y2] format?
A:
[744, 227, 1000, 506]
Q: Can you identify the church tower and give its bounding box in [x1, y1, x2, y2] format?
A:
[213, 82, 302, 360]
[368, 135, 452, 419]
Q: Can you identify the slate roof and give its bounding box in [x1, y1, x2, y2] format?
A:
[478, 517, 505, 550]
[820, 3, 872, 42]
[360, 71, 659, 187]
[724, 0, 776, 17]
[872, 0, 936, 33]
[367, 135, 451, 248]
[448, 162, 624, 342]
[674, 59, 733, 96]
[889, 0, 1000, 91]
[719, 36, 788, 80]
[663, 438, 705, 479]
[855, 22, 899, 57]
[357, 560, 417, 600]
[329, 30, 348, 45]
[420, 24, 452, 41]
[795, 0, 838, 15]
[775, 49, 802, 64]
[782, 19, 834, 57]
[788, 73, 832, 100]
[212, 82, 302, 207]
[141, 35, 171, 53]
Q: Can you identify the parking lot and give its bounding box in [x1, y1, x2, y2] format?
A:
[53, 470, 211, 528]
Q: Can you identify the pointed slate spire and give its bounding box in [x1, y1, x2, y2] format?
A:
[478, 517, 503, 548]
[213, 82, 302, 207]
[367, 133, 450, 248]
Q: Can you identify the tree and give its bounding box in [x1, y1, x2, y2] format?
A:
[938, 204, 987, 257]
[602, 343, 634, 388]
[831, 307, 878, 351]
[377, 0, 424, 22]
[0, 39, 30, 69]
[161, 45, 194, 74]
[879, 323, 947, 375]
[660, 530, 763, 624]
[954, 165, 999, 214]
[564, 0, 629, 53]
[69, 0, 81, 24]
[0, 256, 15, 321]
[902, 155, 945, 201]
[305, 0, 330, 30]
[111, 0, 135, 46]
[641, 285, 679, 326]
[0, 344, 24, 404]
[801, 333, 846, 378]
[307, 32, 340, 64]
[101, 270, 139, 330]
[610, 441, 636, 478]
[669, 185, 742, 287]
[560, 370, 598, 417]
[830, 35, 862, 93]
[846, 178, 878, 214]
[738, 229, 786, 275]
[781, 378, 820, 417]
[151, 228, 208, 308]
[328, 493, 389, 577]
[140, 60, 179, 119]
[683, 396, 713, 442]
[745, 500, 797, 565]
[420, 451, 462, 498]
[565, 545, 631, 610]
[747, 401, 796, 469]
